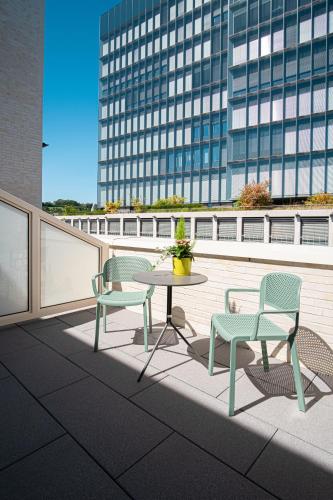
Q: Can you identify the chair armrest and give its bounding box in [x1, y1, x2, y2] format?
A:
[146, 285, 155, 299]
[225, 288, 260, 314]
[91, 272, 103, 297]
[251, 309, 299, 341]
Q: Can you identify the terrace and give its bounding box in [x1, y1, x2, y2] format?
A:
[1, 188, 333, 498]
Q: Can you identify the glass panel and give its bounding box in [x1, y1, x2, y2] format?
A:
[0, 201, 28, 316]
[41, 222, 99, 307]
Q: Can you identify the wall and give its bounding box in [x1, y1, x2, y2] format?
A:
[0, 0, 44, 207]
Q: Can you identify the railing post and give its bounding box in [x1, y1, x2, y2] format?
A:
[294, 214, 301, 245]
[236, 217, 242, 242]
[97, 218, 100, 235]
[153, 216, 157, 238]
[329, 213, 333, 247]
[87, 218, 91, 234]
[264, 214, 270, 243]
[212, 215, 218, 241]
[79, 218, 82, 231]
[171, 216, 176, 239]
[137, 215, 141, 237]
[104, 216, 108, 236]
[120, 215, 124, 237]
[190, 217, 195, 240]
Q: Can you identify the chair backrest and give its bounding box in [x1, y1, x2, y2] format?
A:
[103, 256, 152, 284]
[259, 272, 301, 317]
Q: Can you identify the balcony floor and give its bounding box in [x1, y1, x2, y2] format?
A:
[0, 307, 332, 499]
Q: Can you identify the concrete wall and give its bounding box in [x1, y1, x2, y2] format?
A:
[0, 0, 44, 207]
[107, 239, 333, 363]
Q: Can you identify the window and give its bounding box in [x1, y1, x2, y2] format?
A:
[248, 99, 258, 126]
[312, 119, 326, 151]
[285, 16, 297, 48]
[285, 88, 296, 119]
[284, 160, 296, 196]
[260, 31, 270, 57]
[233, 38, 247, 65]
[285, 124, 296, 154]
[299, 45, 311, 77]
[232, 103, 246, 129]
[232, 68, 246, 95]
[232, 132, 246, 160]
[298, 121, 310, 152]
[248, 129, 258, 157]
[272, 92, 283, 121]
[260, 60, 270, 88]
[272, 125, 282, 155]
[260, 95, 270, 123]
[313, 82, 326, 113]
[260, 127, 270, 157]
[299, 13, 311, 43]
[314, 8, 327, 39]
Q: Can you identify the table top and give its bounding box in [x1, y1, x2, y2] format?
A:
[133, 270, 208, 287]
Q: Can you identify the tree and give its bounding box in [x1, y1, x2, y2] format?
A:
[54, 199, 80, 207]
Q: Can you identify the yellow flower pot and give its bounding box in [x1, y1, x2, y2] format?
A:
[173, 257, 192, 276]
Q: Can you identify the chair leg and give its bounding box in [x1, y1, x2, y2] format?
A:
[148, 298, 153, 334]
[229, 340, 238, 416]
[261, 341, 269, 372]
[289, 336, 306, 412]
[143, 301, 148, 352]
[94, 302, 101, 352]
[208, 322, 216, 376]
[103, 305, 107, 333]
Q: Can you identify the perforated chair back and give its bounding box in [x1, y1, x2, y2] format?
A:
[103, 256, 152, 284]
[259, 272, 301, 318]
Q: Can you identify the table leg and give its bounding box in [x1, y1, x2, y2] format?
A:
[137, 285, 200, 382]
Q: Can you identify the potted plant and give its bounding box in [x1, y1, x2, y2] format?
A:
[165, 217, 194, 276]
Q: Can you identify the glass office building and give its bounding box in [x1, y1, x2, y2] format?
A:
[98, 0, 333, 207]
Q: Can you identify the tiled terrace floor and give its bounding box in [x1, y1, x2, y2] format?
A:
[0, 307, 333, 499]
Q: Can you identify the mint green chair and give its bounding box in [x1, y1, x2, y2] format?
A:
[92, 256, 154, 352]
[209, 272, 305, 416]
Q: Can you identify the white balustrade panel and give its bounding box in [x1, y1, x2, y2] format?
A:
[0, 201, 28, 316]
[41, 222, 99, 307]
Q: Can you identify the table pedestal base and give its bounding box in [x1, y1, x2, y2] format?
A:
[138, 285, 198, 382]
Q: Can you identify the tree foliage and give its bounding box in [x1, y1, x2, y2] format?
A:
[235, 181, 272, 209]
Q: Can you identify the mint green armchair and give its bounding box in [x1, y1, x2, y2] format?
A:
[209, 272, 305, 416]
[92, 256, 154, 352]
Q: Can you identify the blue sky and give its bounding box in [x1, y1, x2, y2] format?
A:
[42, 0, 120, 203]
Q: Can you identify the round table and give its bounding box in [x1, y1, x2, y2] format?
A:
[134, 270, 208, 382]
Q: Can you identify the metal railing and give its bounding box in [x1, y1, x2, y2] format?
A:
[58, 209, 333, 247]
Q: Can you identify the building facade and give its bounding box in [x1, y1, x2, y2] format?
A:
[98, 0, 333, 207]
[0, 0, 44, 207]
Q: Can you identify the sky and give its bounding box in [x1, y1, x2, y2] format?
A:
[42, 0, 120, 203]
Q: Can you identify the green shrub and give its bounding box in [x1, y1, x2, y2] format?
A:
[235, 181, 272, 209]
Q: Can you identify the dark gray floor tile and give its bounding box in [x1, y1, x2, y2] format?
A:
[30, 323, 96, 356]
[0, 325, 39, 356]
[0, 378, 63, 469]
[69, 348, 166, 398]
[248, 430, 333, 499]
[0, 435, 129, 500]
[119, 433, 273, 499]
[18, 317, 64, 332]
[0, 362, 9, 380]
[42, 377, 171, 477]
[58, 310, 97, 328]
[132, 376, 276, 474]
[1, 344, 87, 398]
